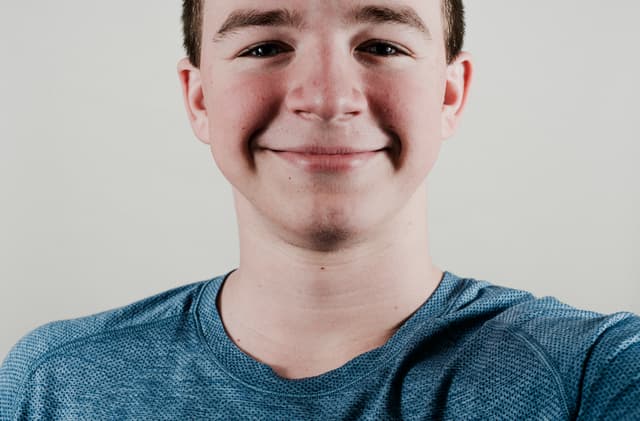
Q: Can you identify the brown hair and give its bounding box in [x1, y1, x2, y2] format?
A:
[182, 0, 465, 67]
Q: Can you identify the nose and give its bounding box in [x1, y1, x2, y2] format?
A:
[284, 40, 367, 124]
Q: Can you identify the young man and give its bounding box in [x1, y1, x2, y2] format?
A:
[1, 0, 638, 419]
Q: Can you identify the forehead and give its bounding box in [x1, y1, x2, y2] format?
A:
[202, 0, 444, 39]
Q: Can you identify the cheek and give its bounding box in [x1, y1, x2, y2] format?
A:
[367, 70, 444, 172]
[205, 70, 282, 179]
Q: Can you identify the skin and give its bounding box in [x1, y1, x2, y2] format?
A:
[178, 0, 472, 379]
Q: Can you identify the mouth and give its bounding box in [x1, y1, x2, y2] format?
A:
[268, 146, 388, 155]
[264, 147, 388, 173]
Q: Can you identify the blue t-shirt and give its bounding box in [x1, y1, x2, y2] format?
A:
[1, 270, 638, 420]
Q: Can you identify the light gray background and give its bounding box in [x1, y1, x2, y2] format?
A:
[1, 1, 638, 362]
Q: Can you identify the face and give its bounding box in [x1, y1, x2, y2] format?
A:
[179, 0, 471, 250]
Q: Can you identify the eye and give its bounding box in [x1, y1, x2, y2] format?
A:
[238, 42, 292, 58]
[237, 40, 408, 59]
[357, 40, 407, 57]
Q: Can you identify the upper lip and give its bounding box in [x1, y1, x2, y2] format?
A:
[267, 146, 387, 155]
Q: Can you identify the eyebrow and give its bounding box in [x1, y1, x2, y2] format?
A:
[213, 8, 305, 43]
[346, 5, 431, 39]
[213, 4, 431, 43]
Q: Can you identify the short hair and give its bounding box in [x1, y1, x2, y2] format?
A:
[182, 0, 465, 67]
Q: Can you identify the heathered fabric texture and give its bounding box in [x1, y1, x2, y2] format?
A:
[1, 270, 638, 420]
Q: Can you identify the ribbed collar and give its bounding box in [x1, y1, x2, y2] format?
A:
[195, 269, 467, 397]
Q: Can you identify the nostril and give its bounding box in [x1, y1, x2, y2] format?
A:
[295, 110, 323, 122]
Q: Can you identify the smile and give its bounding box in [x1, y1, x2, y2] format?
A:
[267, 149, 385, 173]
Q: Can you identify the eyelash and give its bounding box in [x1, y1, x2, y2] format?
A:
[238, 40, 408, 59]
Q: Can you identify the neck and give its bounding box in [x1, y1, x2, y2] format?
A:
[217, 184, 443, 378]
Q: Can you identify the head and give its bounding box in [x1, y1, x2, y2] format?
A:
[177, 0, 472, 251]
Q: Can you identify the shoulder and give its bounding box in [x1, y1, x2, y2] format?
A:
[443, 274, 638, 356]
[488, 291, 639, 377]
[448, 274, 640, 418]
[498, 295, 640, 419]
[0, 277, 214, 420]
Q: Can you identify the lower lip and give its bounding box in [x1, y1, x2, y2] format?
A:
[270, 150, 383, 172]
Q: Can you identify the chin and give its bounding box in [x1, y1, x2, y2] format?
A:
[285, 208, 378, 252]
[304, 226, 353, 252]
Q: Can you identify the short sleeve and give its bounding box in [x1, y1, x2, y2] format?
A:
[0, 326, 49, 420]
[577, 313, 640, 420]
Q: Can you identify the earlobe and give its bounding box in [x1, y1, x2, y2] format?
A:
[441, 52, 473, 139]
[177, 57, 210, 144]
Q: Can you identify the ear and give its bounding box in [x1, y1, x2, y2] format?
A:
[177, 57, 210, 144]
[441, 52, 473, 139]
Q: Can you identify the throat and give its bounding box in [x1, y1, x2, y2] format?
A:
[225, 321, 400, 380]
[215, 266, 443, 380]
[217, 274, 417, 380]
